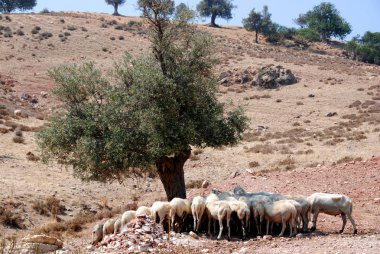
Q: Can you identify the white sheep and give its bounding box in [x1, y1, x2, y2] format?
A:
[114, 218, 121, 234]
[227, 200, 250, 239]
[285, 195, 311, 232]
[205, 200, 232, 240]
[121, 210, 136, 228]
[151, 201, 171, 229]
[136, 206, 152, 216]
[169, 198, 191, 232]
[307, 193, 357, 234]
[191, 196, 206, 232]
[102, 218, 116, 238]
[91, 223, 104, 245]
[262, 200, 297, 237]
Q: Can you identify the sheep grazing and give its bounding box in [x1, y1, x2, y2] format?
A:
[262, 200, 297, 237]
[191, 196, 206, 232]
[307, 193, 357, 234]
[285, 195, 311, 232]
[151, 201, 171, 229]
[227, 200, 250, 239]
[103, 218, 116, 238]
[121, 210, 136, 228]
[114, 218, 121, 234]
[169, 198, 191, 232]
[205, 194, 232, 240]
[136, 206, 152, 216]
[92, 223, 104, 245]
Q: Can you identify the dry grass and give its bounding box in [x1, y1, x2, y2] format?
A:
[246, 143, 278, 154]
[0, 205, 25, 229]
[32, 196, 64, 218]
[12, 136, 24, 143]
[248, 161, 260, 168]
[336, 156, 363, 164]
[277, 156, 296, 171]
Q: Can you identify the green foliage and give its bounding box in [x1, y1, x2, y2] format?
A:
[174, 3, 196, 22]
[345, 32, 380, 65]
[299, 2, 351, 40]
[297, 28, 321, 42]
[0, 0, 36, 13]
[196, 0, 235, 27]
[242, 8, 262, 43]
[37, 0, 248, 183]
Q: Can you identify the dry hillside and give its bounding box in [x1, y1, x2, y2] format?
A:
[0, 12, 380, 253]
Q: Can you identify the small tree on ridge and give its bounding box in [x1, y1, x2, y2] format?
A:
[196, 0, 235, 27]
[105, 0, 126, 16]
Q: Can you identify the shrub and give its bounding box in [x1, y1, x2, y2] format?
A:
[40, 8, 50, 14]
[81, 27, 88, 32]
[0, 207, 25, 229]
[31, 26, 41, 34]
[12, 136, 24, 143]
[185, 179, 203, 189]
[110, 36, 115, 40]
[63, 31, 71, 36]
[67, 25, 77, 31]
[16, 29, 24, 36]
[249, 161, 260, 167]
[118, 35, 124, 40]
[297, 28, 321, 42]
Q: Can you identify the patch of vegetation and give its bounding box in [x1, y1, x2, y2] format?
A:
[185, 179, 203, 189]
[31, 26, 41, 34]
[345, 32, 380, 65]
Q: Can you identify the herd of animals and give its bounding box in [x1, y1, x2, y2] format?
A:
[92, 186, 357, 245]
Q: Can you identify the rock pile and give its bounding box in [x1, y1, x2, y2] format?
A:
[91, 215, 169, 253]
[253, 65, 297, 89]
[218, 65, 297, 89]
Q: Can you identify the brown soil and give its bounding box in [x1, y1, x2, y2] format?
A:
[1, 12, 380, 253]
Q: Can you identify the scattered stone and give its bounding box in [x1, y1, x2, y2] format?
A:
[21, 243, 60, 254]
[40, 91, 48, 98]
[263, 235, 273, 241]
[245, 168, 254, 174]
[22, 235, 63, 248]
[202, 180, 210, 188]
[238, 247, 249, 254]
[189, 231, 199, 239]
[374, 198, 380, 203]
[229, 171, 240, 179]
[308, 94, 315, 98]
[296, 233, 306, 238]
[326, 112, 337, 117]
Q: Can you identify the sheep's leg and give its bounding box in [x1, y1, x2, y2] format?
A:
[347, 213, 357, 234]
[279, 218, 286, 237]
[207, 215, 211, 236]
[217, 217, 223, 240]
[193, 212, 197, 232]
[339, 213, 347, 233]
[259, 215, 263, 235]
[214, 219, 216, 235]
[270, 222, 274, 235]
[241, 219, 246, 240]
[310, 210, 319, 231]
[266, 220, 270, 235]
[301, 213, 308, 232]
[227, 212, 231, 241]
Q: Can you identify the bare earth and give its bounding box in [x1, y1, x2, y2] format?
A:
[1, 12, 380, 253]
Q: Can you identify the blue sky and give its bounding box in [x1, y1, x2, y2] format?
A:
[33, 0, 380, 40]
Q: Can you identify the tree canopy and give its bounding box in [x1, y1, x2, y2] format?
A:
[299, 2, 351, 41]
[0, 0, 36, 13]
[105, 0, 126, 16]
[38, 0, 248, 201]
[196, 0, 235, 27]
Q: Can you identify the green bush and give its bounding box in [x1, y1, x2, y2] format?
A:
[297, 28, 321, 42]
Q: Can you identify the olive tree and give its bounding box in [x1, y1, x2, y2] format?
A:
[37, 0, 248, 201]
[0, 0, 36, 13]
[300, 2, 351, 41]
[196, 0, 235, 27]
[105, 0, 126, 16]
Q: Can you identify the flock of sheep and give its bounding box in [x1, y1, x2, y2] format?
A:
[92, 186, 357, 244]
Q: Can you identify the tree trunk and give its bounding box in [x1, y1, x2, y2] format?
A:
[113, 3, 119, 16]
[255, 30, 259, 43]
[210, 13, 217, 27]
[156, 149, 191, 201]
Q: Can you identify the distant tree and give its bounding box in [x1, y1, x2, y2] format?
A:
[345, 32, 380, 65]
[242, 9, 262, 43]
[37, 0, 248, 201]
[242, 5, 274, 43]
[174, 3, 196, 22]
[300, 2, 351, 41]
[105, 0, 126, 16]
[196, 0, 235, 27]
[0, 0, 36, 13]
